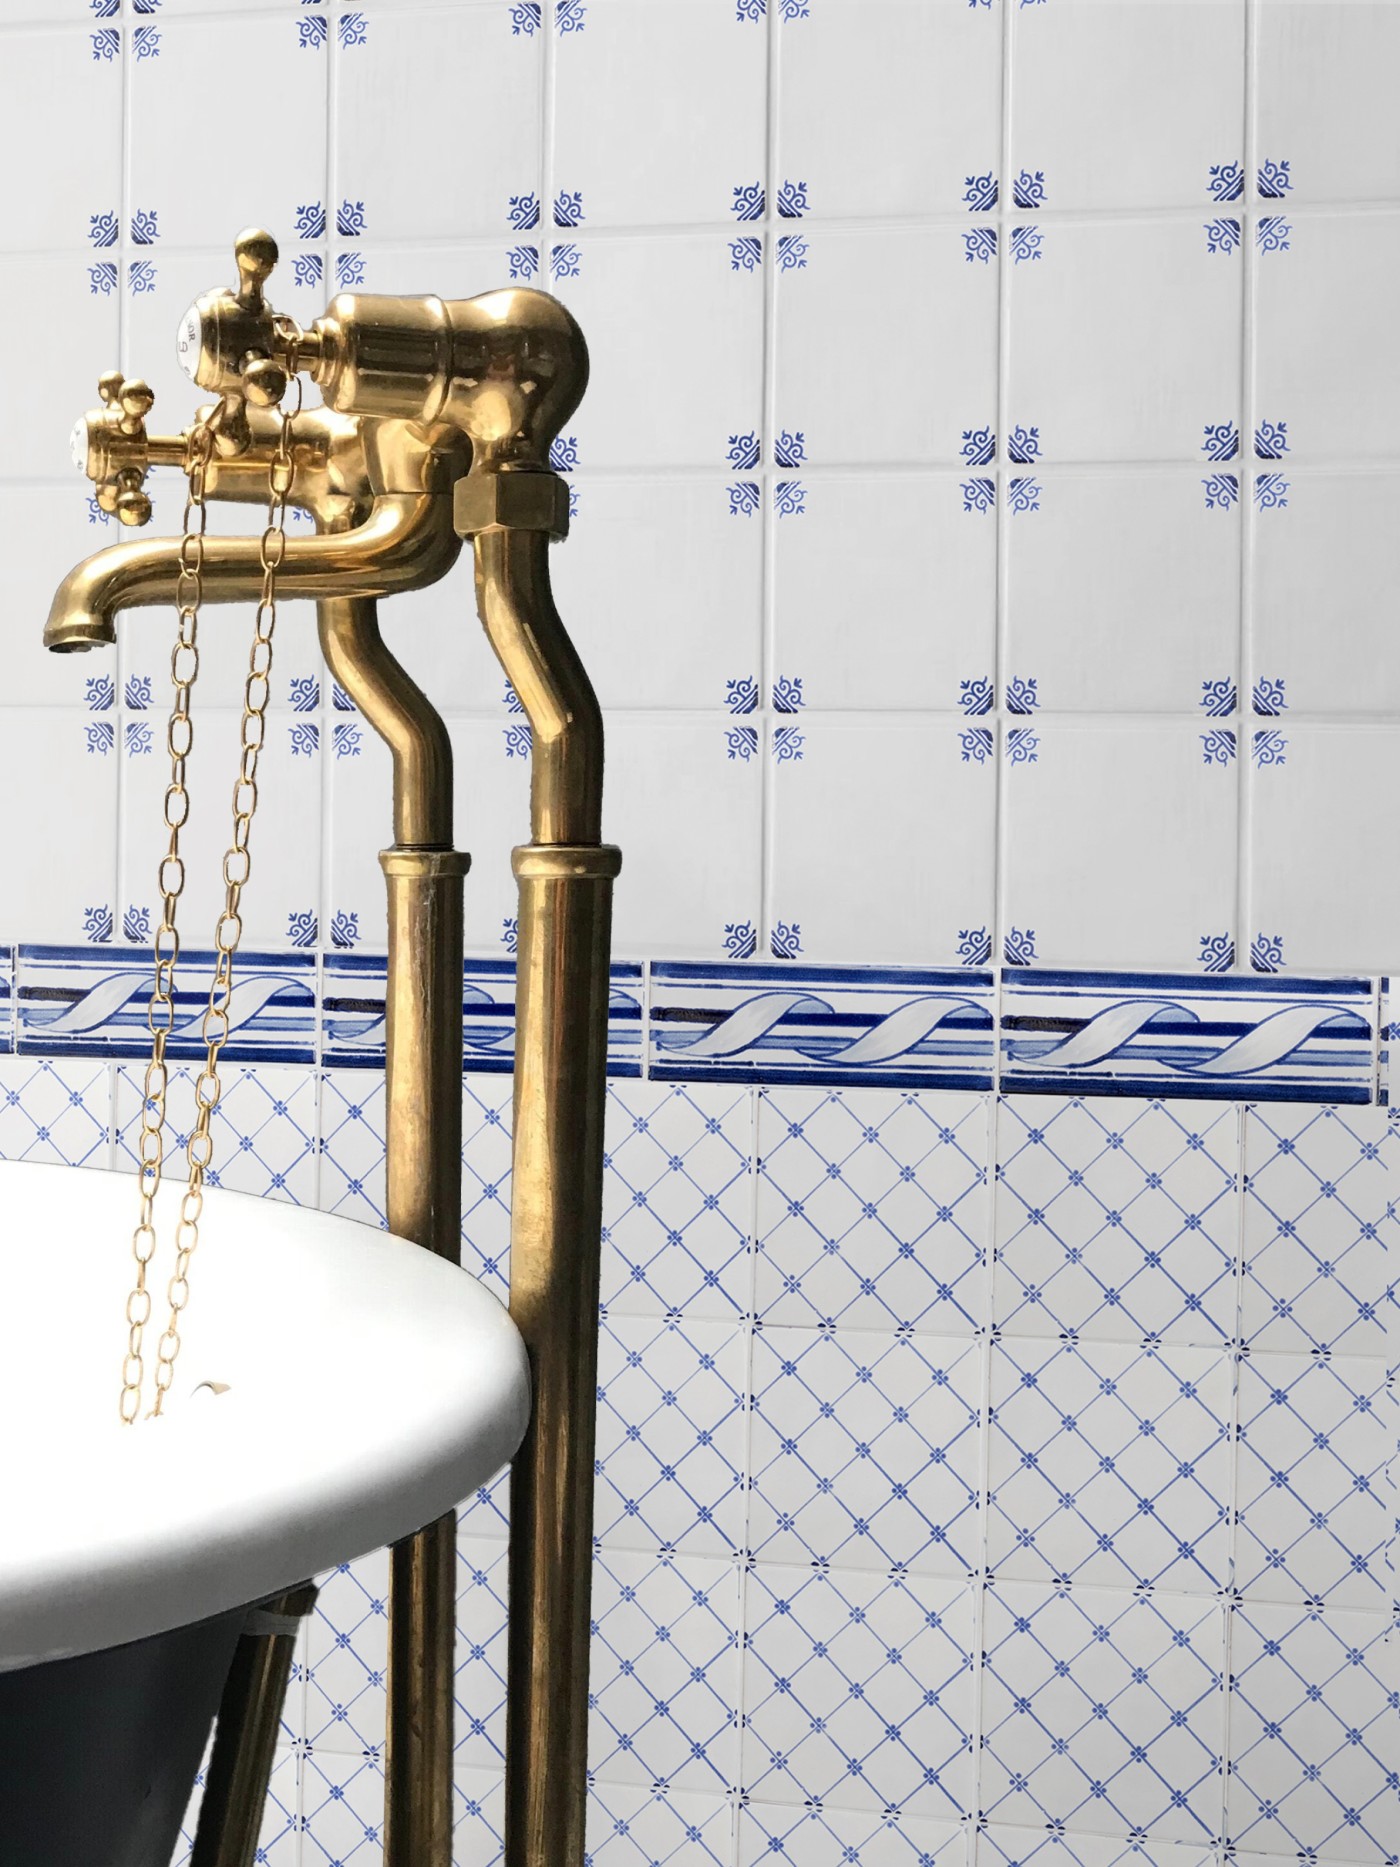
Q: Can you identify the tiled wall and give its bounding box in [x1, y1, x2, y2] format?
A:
[1, 2, 1398, 1866]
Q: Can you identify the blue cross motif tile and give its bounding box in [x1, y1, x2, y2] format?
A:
[599, 1082, 754, 1322]
[453, 1768, 506, 1860]
[980, 1833, 1213, 1867]
[114, 1063, 317, 1204]
[993, 1097, 1240, 1347]
[305, 1545, 391, 1757]
[739, 1802, 966, 1867]
[753, 1087, 988, 1336]
[741, 1565, 974, 1816]
[979, 1582, 1225, 1842]
[453, 1537, 512, 1772]
[588, 1783, 734, 1866]
[300, 1748, 385, 1859]
[1226, 1602, 1399, 1861]
[593, 1313, 747, 1558]
[1241, 1105, 1396, 1358]
[986, 1338, 1232, 1593]
[461, 1079, 515, 1300]
[747, 1327, 982, 1578]
[1234, 1353, 1397, 1612]
[318, 1068, 388, 1229]
[0, 1058, 111, 1167]
[588, 1548, 741, 1794]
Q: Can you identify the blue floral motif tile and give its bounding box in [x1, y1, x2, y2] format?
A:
[994, 1097, 1239, 1347]
[594, 1313, 747, 1558]
[747, 1327, 983, 1576]
[986, 1337, 1232, 1593]
[1240, 1104, 1396, 1358]
[741, 1566, 974, 1816]
[0, 1057, 111, 1168]
[113, 1063, 317, 1204]
[1234, 1352, 1396, 1611]
[322, 952, 643, 1077]
[650, 962, 995, 1091]
[740, 1803, 965, 1867]
[589, 1548, 741, 1795]
[980, 1583, 1225, 1843]
[590, 1783, 733, 1867]
[1226, 1602, 1399, 1862]
[600, 1082, 754, 1322]
[754, 1087, 988, 1335]
[14, 945, 316, 1065]
[1000, 969, 1376, 1104]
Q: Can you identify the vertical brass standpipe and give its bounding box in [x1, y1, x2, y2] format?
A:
[455, 485, 621, 1867]
[317, 595, 469, 1867]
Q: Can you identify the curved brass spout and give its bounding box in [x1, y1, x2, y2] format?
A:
[44, 493, 460, 653]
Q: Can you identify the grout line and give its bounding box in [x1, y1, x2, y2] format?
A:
[755, 0, 781, 971]
[1235, 0, 1260, 996]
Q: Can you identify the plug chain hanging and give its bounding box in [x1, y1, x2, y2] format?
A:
[120, 389, 299, 1424]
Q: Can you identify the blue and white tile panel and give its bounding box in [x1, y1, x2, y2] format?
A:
[0, 947, 1388, 1104]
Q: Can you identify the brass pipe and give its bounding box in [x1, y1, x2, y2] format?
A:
[189, 1583, 317, 1867]
[460, 485, 619, 1867]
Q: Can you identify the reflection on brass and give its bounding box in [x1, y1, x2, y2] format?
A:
[48, 230, 614, 1867]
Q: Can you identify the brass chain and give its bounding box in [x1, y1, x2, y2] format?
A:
[121, 387, 300, 1423]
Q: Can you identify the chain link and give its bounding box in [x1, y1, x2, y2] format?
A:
[120, 388, 300, 1423]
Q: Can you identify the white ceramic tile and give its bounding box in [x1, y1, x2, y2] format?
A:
[994, 1096, 1240, 1348]
[589, 1547, 741, 1795]
[129, 16, 328, 253]
[0, 1056, 111, 1167]
[601, 1080, 755, 1322]
[454, 1535, 511, 1775]
[551, 234, 764, 470]
[1250, 471, 1400, 716]
[1235, 1352, 1397, 1613]
[0, 706, 118, 946]
[986, 1338, 1232, 1593]
[0, 252, 118, 482]
[1248, 723, 1400, 975]
[748, 1326, 983, 1578]
[1011, 1, 1244, 212]
[549, 478, 764, 712]
[300, 1745, 388, 1861]
[1256, 1, 1400, 205]
[980, 1583, 1226, 1844]
[589, 1780, 734, 1867]
[455, 1764, 506, 1867]
[319, 1068, 388, 1229]
[605, 713, 762, 960]
[594, 1313, 748, 1557]
[742, 1565, 975, 1818]
[1, 488, 126, 707]
[743, 1802, 967, 1867]
[768, 715, 996, 968]
[114, 1062, 318, 1205]
[776, 224, 998, 468]
[1009, 218, 1242, 464]
[778, 0, 999, 220]
[1227, 1602, 1399, 1863]
[1000, 719, 1239, 973]
[1241, 1104, 1396, 1361]
[305, 1545, 390, 1758]
[0, 30, 120, 254]
[772, 474, 996, 714]
[754, 1086, 989, 1335]
[119, 703, 323, 952]
[460, 1078, 516, 1303]
[978, 1828, 1216, 1867]
[554, 0, 765, 230]
[328, 714, 530, 956]
[1006, 472, 1241, 714]
[1253, 212, 1400, 463]
[335, 7, 539, 244]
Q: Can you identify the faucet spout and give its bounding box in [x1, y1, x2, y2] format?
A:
[44, 492, 460, 653]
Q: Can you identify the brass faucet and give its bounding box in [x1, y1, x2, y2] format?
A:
[47, 231, 616, 1867]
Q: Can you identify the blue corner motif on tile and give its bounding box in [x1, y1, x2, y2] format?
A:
[1000, 969, 1375, 1103]
[650, 962, 996, 1091]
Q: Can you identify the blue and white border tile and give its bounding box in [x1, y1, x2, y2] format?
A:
[650, 961, 996, 1091]
[0, 945, 11, 1053]
[322, 952, 644, 1077]
[1001, 969, 1376, 1105]
[15, 944, 317, 1066]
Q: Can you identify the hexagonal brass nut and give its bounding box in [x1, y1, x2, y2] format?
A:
[453, 470, 570, 540]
